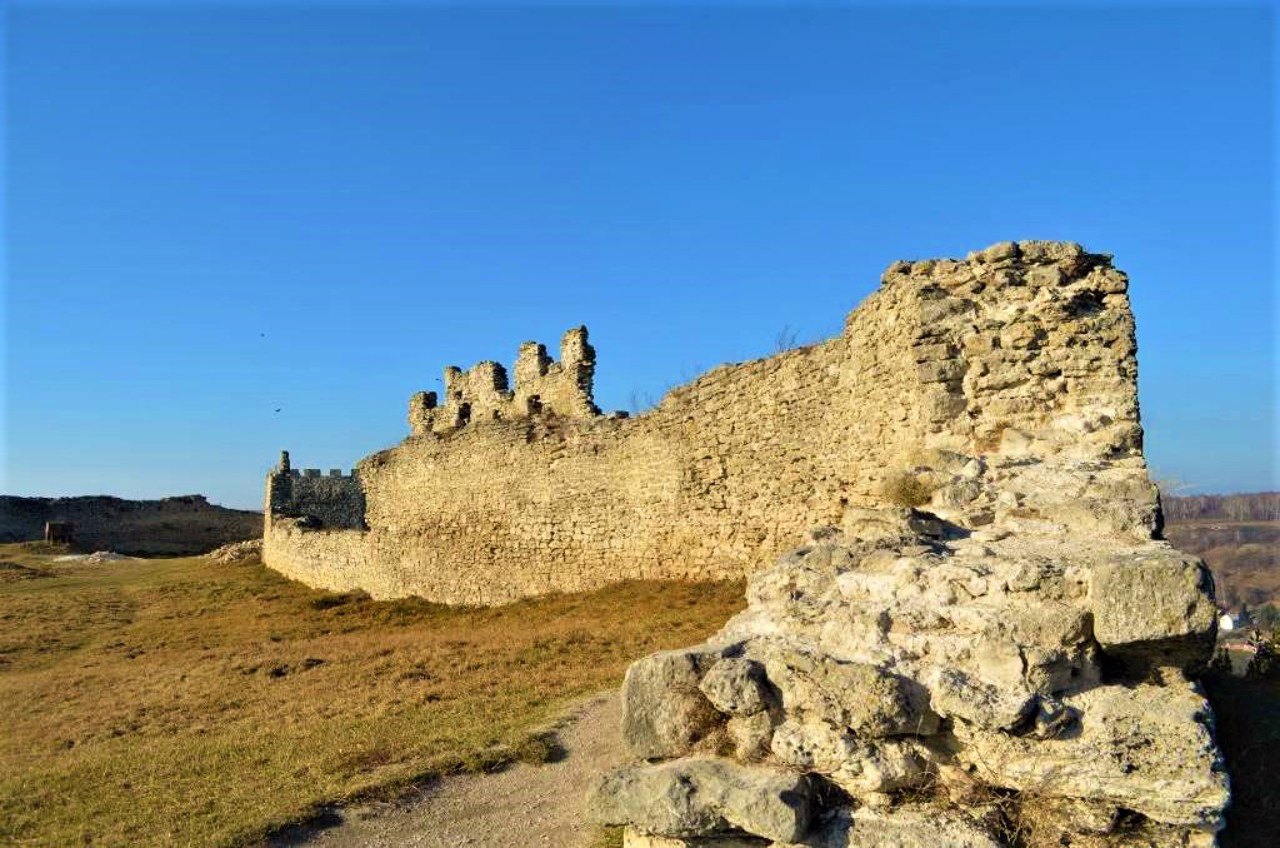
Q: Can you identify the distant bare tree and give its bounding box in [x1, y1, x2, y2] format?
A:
[628, 389, 659, 415]
[1163, 492, 1280, 523]
[774, 325, 800, 353]
[1153, 474, 1194, 500]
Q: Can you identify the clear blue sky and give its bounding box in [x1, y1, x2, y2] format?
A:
[4, 2, 1275, 510]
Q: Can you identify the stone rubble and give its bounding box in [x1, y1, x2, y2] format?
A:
[583, 244, 1228, 848]
[589, 507, 1228, 847]
[206, 538, 264, 564]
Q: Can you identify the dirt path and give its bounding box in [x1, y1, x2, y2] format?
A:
[276, 691, 622, 848]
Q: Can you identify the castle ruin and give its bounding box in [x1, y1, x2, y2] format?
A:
[263, 240, 1161, 605]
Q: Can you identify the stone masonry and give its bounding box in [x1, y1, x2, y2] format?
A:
[264, 241, 1158, 605]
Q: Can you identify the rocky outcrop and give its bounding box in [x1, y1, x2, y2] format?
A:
[589, 508, 1227, 846]
[588, 244, 1229, 847]
[588, 239, 1228, 846]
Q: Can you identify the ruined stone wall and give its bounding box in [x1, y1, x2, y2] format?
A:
[264, 452, 365, 530]
[264, 241, 1157, 604]
[407, 326, 599, 434]
[0, 495, 261, 556]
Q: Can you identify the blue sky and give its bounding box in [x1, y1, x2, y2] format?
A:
[3, 2, 1275, 509]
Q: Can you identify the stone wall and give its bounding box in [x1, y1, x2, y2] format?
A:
[265, 451, 366, 530]
[264, 241, 1158, 604]
[0, 494, 261, 556]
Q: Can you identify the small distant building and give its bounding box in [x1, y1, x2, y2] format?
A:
[44, 521, 73, 544]
[1220, 611, 1247, 632]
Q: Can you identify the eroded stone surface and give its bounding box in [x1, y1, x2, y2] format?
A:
[589, 758, 814, 842]
[954, 681, 1228, 827]
[588, 244, 1227, 848]
[594, 511, 1227, 845]
[623, 649, 725, 760]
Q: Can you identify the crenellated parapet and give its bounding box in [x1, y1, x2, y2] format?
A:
[408, 325, 600, 436]
[265, 450, 366, 530]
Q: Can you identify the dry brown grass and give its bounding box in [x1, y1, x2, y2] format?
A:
[0, 543, 744, 847]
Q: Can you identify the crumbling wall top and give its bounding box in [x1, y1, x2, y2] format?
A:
[409, 325, 600, 436]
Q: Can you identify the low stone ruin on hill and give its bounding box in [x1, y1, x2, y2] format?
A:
[585, 243, 1228, 847]
[0, 494, 261, 556]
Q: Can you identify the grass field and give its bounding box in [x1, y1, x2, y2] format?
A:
[0, 543, 745, 847]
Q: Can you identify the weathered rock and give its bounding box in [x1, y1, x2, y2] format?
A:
[928, 667, 1036, 731]
[769, 719, 931, 795]
[726, 711, 774, 762]
[700, 658, 770, 716]
[954, 681, 1229, 828]
[839, 507, 948, 544]
[589, 758, 814, 842]
[576, 242, 1227, 847]
[831, 803, 1003, 848]
[748, 643, 939, 738]
[621, 831, 767, 848]
[1089, 548, 1218, 673]
[601, 513, 1227, 844]
[623, 648, 725, 759]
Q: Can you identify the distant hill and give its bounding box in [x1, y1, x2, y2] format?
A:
[1164, 493, 1279, 610]
[0, 494, 261, 556]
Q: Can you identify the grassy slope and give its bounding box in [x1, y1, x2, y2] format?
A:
[0, 543, 744, 847]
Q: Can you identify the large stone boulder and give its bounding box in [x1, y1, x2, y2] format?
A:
[953, 680, 1229, 828]
[589, 758, 815, 842]
[1088, 548, 1218, 674]
[623, 648, 726, 759]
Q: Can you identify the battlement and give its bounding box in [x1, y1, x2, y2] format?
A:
[288, 468, 358, 479]
[409, 326, 600, 436]
[266, 451, 366, 530]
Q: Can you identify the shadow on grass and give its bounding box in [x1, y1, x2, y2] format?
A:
[260, 809, 346, 846]
[1204, 674, 1280, 848]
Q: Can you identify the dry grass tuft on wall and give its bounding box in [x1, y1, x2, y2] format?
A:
[881, 472, 935, 508]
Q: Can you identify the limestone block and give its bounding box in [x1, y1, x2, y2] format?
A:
[622, 830, 768, 848]
[749, 643, 939, 738]
[928, 667, 1037, 731]
[623, 648, 725, 759]
[831, 803, 1003, 848]
[726, 711, 774, 762]
[699, 658, 770, 716]
[1088, 547, 1217, 671]
[954, 681, 1229, 828]
[770, 719, 930, 795]
[590, 758, 814, 842]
